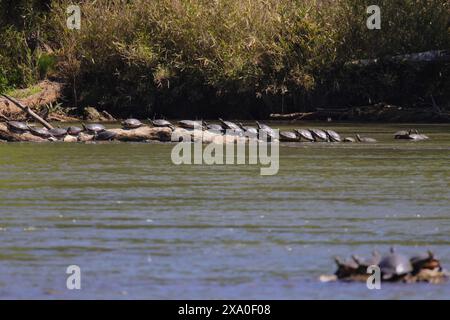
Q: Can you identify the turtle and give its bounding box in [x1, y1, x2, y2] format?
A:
[355, 134, 377, 143]
[379, 248, 413, 281]
[28, 126, 52, 138]
[238, 123, 258, 137]
[203, 121, 224, 133]
[95, 130, 117, 141]
[334, 256, 360, 279]
[411, 129, 429, 140]
[294, 129, 314, 142]
[325, 130, 341, 142]
[309, 128, 328, 142]
[410, 251, 441, 275]
[343, 137, 356, 143]
[82, 123, 106, 134]
[256, 121, 277, 140]
[149, 119, 174, 130]
[394, 129, 411, 139]
[218, 118, 240, 130]
[351, 251, 382, 274]
[177, 120, 203, 130]
[6, 121, 29, 133]
[279, 131, 299, 142]
[122, 118, 143, 129]
[48, 127, 68, 138]
[66, 126, 83, 136]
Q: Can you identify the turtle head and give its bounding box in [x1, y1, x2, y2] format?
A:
[334, 256, 344, 267]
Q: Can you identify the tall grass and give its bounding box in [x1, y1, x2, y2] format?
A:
[2, 0, 449, 116]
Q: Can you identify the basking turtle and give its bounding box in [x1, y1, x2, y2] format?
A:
[343, 137, 356, 143]
[7, 121, 28, 133]
[256, 121, 277, 140]
[279, 131, 299, 142]
[82, 123, 106, 134]
[394, 129, 411, 139]
[48, 127, 68, 138]
[334, 256, 360, 279]
[356, 134, 377, 143]
[379, 248, 413, 281]
[177, 120, 203, 130]
[410, 251, 441, 275]
[309, 128, 328, 142]
[203, 121, 224, 133]
[122, 118, 143, 129]
[351, 251, 382, 274]
[411, 129, 429, 140]
[95, 130, 117, 141]
[149, 119, 174, 130]
[294, 129, 314, 142]
[66, 126, 83, 136]
[218, 118, 240, 131]
[238, 123, 258, 137]
[28, 126, 52, 138]
[325, 130, 341, 142]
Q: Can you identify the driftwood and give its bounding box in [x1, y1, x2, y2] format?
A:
[108, 126, 173, 142]
[1, 94, 54, 129]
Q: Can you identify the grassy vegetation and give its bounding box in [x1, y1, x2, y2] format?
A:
[1, 0, 449, 118]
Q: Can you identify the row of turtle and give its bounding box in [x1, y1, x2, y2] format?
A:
[5, 118, 430, 143]
[332, 248, 447, 283]
[6, 121, 117, 141]
[149, 118, 378, 143]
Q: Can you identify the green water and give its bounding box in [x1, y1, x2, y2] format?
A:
[0, 123, 449, 299]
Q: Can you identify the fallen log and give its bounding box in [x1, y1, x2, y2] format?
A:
[0, 123, 47, 142]
[1, 94, 54, 129]
[108, 126, 173, 142]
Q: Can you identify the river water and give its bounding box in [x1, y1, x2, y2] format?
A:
[0, 123, 449, 299]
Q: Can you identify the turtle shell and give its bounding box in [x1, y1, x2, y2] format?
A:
[295, 129, 314, 142]
[205, 123, 223, 132]
[394, 130, 410, 139]
[67, 126, 83, 136]
[122, 118, 142, 129]
[379, 250, 413, 280]
[29, 126, 52, 138]
[326, 130, 341, 142]
[343, 137, 356, 143]
[95, 130, 117, 141]
[256, 121, 277, 140]
[7, 121, 28, 132]
[48, 128, 68, 138]
[280, 131, 299, 142]
[219, 118, 240, 130]
[310, 129, 328, 142]
[150, 119, 173, 130]
[83, 123, 106, 133]
[178, 120, 203, 129]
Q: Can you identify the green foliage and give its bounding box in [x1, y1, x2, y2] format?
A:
[1, 0, 449, 114]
